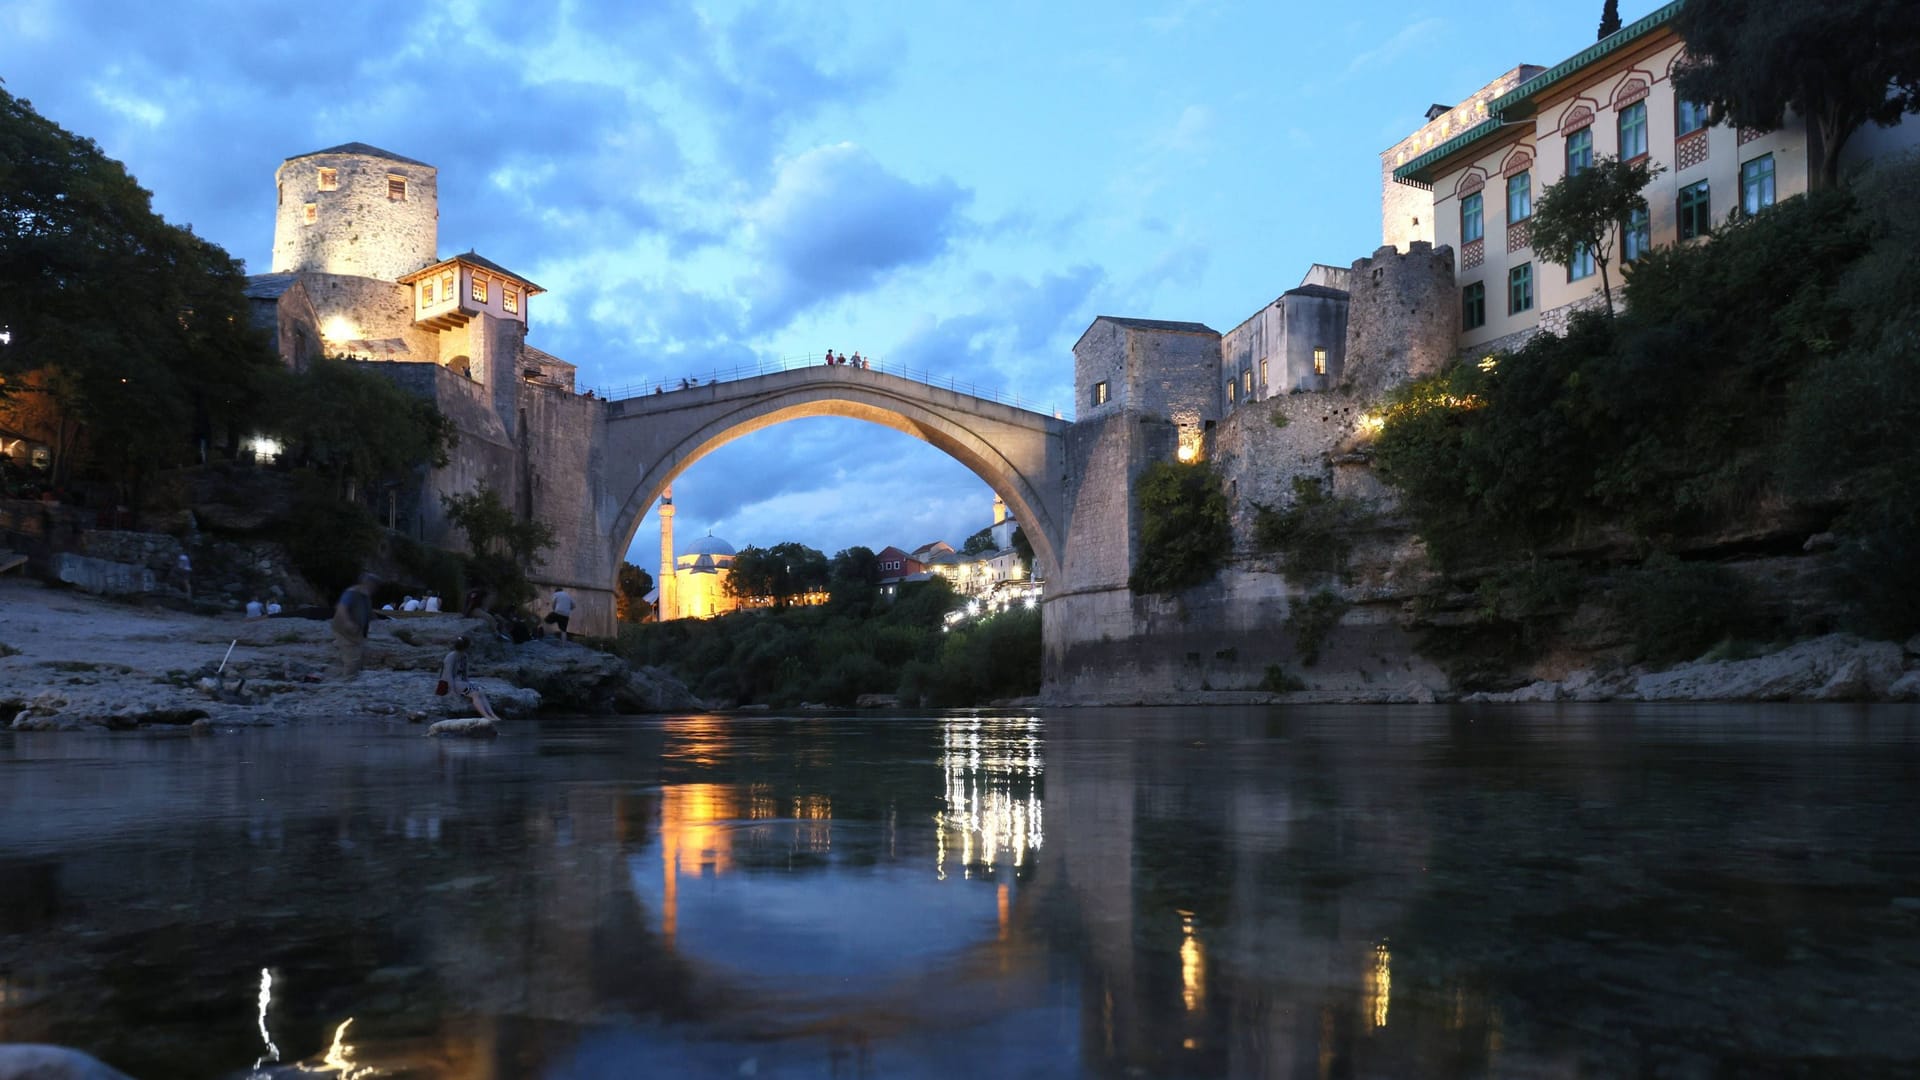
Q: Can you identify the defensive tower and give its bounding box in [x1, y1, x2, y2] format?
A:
[270, 142, 438, 282]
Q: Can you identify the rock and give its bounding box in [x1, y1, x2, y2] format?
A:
[0, 1045, 136, 1080]
[1633, 635, 1907, 702]
[1400, 681, 1438, 704]
[1905, 634, 1920, 658]
[614, 665, 706, 713]
[854, 693, 900, 709]
[428, 717, 498, 738]
[1887, 670, 1920, 702]
[189, 717, 213, 734]
[501, 644, 633, 712]
[1802, 531, 1838, 553]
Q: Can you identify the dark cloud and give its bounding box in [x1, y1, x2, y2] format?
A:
[741, 143, 968, 331]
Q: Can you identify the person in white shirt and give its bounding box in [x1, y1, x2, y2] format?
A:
[244, 598, 264, 619]
[423, 593, 441, 613]
[401, 596, 423, 612]
[550, 587, 575, 641]
[266, 601, 283, 616]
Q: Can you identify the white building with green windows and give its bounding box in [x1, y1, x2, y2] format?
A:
[1384, 0, 1918, 354]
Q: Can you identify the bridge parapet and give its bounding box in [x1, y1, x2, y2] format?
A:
[591, 353, 1058, 417]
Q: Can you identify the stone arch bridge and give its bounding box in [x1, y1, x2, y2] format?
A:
[598, 365, 1070, 602]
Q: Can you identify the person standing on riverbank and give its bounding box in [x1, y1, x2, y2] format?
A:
[331, 574, 378, 679]
[437, 636, 502, 722]
[550, 587, 574, 641]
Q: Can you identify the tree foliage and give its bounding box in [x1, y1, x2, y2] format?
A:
[1527, 154, 1661, 311]
[961, 525, 996, 555]
[442, 486, 556, 611]
[1673, 0, 1920, 188]
[1597, 0, 1622, 39]
[616, 561, 654, 622]
[260, 358, 454, 491]
[0, 85, 280, 492]
[1128, 460, 1232, 595]
[726, 541, 830, 609]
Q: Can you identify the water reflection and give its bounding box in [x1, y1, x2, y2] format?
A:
[1, 705, 1919, 1077]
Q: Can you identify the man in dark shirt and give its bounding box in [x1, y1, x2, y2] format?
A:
[331, 574, 379, 679]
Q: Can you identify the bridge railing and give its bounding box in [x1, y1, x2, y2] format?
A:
[588, 354, 1058, 416]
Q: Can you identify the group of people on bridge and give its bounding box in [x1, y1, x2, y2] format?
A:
[823, 350, 869, 369]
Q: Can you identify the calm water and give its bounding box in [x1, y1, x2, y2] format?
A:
[3, 706, 1920, 1078]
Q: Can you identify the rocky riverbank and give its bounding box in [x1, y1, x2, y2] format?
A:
[0, 578, 702, 732]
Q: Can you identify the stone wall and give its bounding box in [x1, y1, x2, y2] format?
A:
[301, 274, 440, 361]
[1343, 242, 1459, 394]
[272, 149, 438, 283]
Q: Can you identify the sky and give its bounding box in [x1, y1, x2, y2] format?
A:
[0, 0, 1632, 573]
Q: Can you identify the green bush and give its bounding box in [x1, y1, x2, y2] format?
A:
[1259, 664, 1306, 692]
[1253, 475, 1368, 581]
[1285, 589, 1350, 666]
[1129, 460, 1232, 595]
[1608, 556, 1763, 664]
[279, 488, 381, 597]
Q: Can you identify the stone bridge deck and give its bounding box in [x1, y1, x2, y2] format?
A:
[602, 365, 1070, 581]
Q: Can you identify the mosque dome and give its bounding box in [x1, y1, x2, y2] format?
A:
[682, 534, 736, 557]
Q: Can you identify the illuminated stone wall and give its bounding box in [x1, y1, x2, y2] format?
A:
[1342, 243, 1459, 394]
[270, 148, 439, 283]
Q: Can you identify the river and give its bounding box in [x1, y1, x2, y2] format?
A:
[2, 706, 1918, 1078]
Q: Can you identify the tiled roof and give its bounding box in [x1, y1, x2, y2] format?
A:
[1095, 316, 1218, 334]
[398, 251, 546, 293]
[242, 273, 300, 300]
[1283, 284, 1349, 300]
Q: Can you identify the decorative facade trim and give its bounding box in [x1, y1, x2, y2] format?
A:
[1500, 148, 1534, 178]
[1676, 128, 1710, 170]
[1507, 220, 1532, 253]
[1739, 125, 1769, 145]
[1559, 101, 1597, 136]
[1456, 169, 1488, 198]
[1462, 238, 1485, 270]
[1612, 74, 1651, 109]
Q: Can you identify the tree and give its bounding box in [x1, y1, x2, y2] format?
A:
[261, 358, 454, 496]
[1598, 0, 1622, 39]
[961, 525, 996, 555]
[726, 541, 829, 609]
[617, 561, 654, 622]
[1528, 154, 1661, 313]
[443, 486, 555, 611]
[1128, 460, 1232, 595]
[1674, 0, 1920, 189]
[0, 85, 280, 492]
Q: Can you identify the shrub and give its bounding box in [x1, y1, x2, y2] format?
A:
[1259, 664, 1306, 692]
[1608, 556, 1763, 664]
[1254, 475, 1368, 582]
[1285, 589, 1350, 666]
[279, 489, 380, 597]
[1129, 460, 1231, 595]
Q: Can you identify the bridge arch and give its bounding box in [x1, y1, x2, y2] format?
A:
[603, 368, 1068, 593]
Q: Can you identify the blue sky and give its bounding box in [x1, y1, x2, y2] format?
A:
[0, 0, 1630, 572]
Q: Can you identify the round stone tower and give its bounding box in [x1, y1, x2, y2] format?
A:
[1342, 241, 1459, 393]
[270, 142, 438, 282]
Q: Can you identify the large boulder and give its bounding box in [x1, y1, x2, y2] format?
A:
[615, 665, 707, 713]
[1633, 635, 1906, 702]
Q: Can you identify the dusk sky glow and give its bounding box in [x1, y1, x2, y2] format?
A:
[1, 0, 1632, 569]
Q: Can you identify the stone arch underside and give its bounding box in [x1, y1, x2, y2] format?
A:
[607, 384, 1065, 591]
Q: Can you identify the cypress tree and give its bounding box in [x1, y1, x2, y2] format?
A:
[1598, 0, 1622, 38]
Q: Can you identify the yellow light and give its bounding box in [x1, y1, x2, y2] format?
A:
[322, 1017, 373, 1078]
[321, 316, 357, 343]
[1357, 413, 1386, 435]
[1176, 444, 1197, 463]
[1180, 912, 1205, 1012]
[1366, 943, 1391, 1028]
[1478, 355, 1499, 372]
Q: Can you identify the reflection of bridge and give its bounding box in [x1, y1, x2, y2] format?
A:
[602, 365, 1071, 585]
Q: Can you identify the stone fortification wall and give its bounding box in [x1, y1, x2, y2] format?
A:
[520, 383, 616, 634]
[1342, 243, 1458, 394]
[301, 274, 440, 362]
[1213, 393, 1374, 549]
[271, 150, 438, 283]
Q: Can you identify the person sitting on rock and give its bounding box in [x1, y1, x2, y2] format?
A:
[437, 636, 502, 723]
[266, 601, 283, 616]
[401, 595, 423, 612]
[423, 593, 441, 613]
[245, 597, 264, 619]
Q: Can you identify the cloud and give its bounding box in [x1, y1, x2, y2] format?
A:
[740, 143, 969, 330]
[1344, 17, 1445, 77]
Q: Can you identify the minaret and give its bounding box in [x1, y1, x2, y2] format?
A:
[658, 487, 678, 622]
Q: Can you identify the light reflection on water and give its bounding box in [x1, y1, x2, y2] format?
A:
[1, 705, 1919, 1078]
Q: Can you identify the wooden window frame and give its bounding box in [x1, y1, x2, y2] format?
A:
[1463, 282, 1486, 330]
[1312, 347, 1328, 376]
[387, 175, 408, 201]
[1566, 127, 1594, 175]
[1617, 101, 1649, 162]
[1507, 171, 1531, 222]
[1509, 263, 1534, 314]
[1678, 180, 1711, 240]
[503, 288, 520, 315]
[471, 274, 488, 304]
[317, 167, 339, 191]
[1461, 191, 1484, 244]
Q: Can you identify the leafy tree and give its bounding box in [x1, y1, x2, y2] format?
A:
[961, 525, 996, 555]
[1597, 0, 1622, 38]
[1128, 460, 1231, 595]
[1673, 0, 1920, 188]
[616, 561, 654, 622]
[0, 85, 279, 492]
[726, 541, 830, 609]
[443, 486, 555, 611]
[261, 358, 453, 494]
[1011, 526, 1034, 577]
[1527, 154, 1661, 312]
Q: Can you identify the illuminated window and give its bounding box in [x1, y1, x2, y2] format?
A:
[1259, 359, 1268, 388]
[1242, 370, 1252, 397]
[471, 275, 488, 304]
[421, 279, 436, 304]
[440, 272, 454, 299]
[1677, 99, 1710, 137]
[1566, 127, 1593, 175]
[1091, 380, 1109, 407]
[1618, 102, 1648, 160]
[388, 175, 407, 201]
[317, 167, 338, 191]
[1313, 347, 1327, 376]
[1463, 282, 1486, 330]
[1227, 378, 1237, 404]
[1509, 263, 1533, 313]
[277, 182, 283, 207]
[1507, 171, 1531, 222]
[503, 287, 519, 314]
[1461, 192, 1484, 243]
[302, 202, 317, 225]
[1741, 155, 1775, 214]
[1623, 207, 1651, 262]
[1568, 243, 1595, 281]
[1679, 180, 1711, 239]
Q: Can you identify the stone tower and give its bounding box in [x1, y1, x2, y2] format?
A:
[1341, 242, 1459, 393]
[271, 142, 438, 283]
